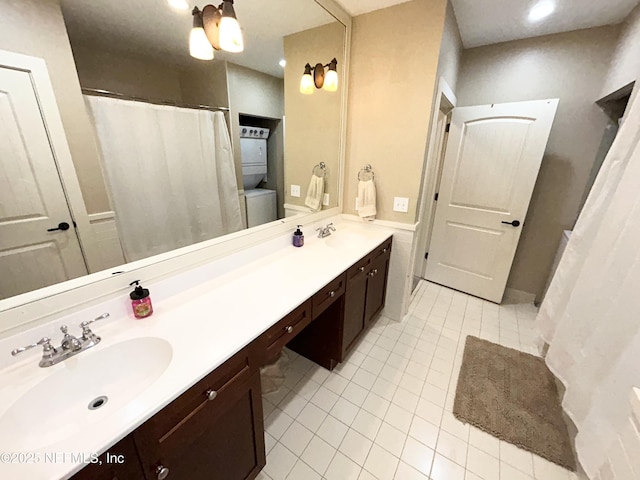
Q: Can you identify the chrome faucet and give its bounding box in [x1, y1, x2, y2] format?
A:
[11, 313, 109, 367]
[316, 222, 336, 238]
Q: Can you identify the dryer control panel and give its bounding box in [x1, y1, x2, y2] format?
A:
[240, 126, 270, 139]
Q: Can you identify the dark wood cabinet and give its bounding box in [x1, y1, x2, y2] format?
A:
[342, 256, 370, 356]
[134, 346, 265, 480]
[364, 239, 392, 328]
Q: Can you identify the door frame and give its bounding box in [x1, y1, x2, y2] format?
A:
[0, 49, 97, 278]
[411, 77, 457, 286]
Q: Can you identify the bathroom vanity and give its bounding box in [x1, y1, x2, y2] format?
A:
[0, 219, 392, 480]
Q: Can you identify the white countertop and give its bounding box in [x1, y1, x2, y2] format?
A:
[0, 217, 393, 480]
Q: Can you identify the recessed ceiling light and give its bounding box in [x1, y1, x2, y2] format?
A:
[528, 1, 555, 22]
[168, 0, 189, 11]
[279, 59, 286, 68]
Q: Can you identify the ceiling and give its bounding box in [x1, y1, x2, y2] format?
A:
[60, 0, 337, 78]
[450, 0, 640, 48]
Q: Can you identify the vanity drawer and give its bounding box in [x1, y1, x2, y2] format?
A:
[347, 256, 371, 283]
[135, 346, 253, 446]
[370, 237, 392, 260]
[262, 299, 312, 363]
[312, 273, 346, 319]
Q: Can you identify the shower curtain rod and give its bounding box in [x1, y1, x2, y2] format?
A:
[81, 88, 230, 112]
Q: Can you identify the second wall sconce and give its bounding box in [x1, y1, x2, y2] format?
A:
[299, 58, 338, 94]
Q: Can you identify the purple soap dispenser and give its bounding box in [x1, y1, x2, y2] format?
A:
[293, 225, 304, 247]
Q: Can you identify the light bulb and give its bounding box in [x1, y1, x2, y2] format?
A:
[528, 1, 555, 22]
[323, 69, 338, 92]
[190, 27, 214, 60]
[219, 16, 244, 52]
[300, 73, 314, 95]
[168, 0, 189, 10]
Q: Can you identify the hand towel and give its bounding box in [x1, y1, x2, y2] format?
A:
[305, 174, 324, 211]
[357, 179, 377, 221]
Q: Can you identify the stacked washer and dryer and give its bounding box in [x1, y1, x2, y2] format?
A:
[240, 126, 277, 228]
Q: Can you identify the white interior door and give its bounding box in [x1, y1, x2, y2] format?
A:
[425, 99, 559, 303]
[0, 66, 87, 300]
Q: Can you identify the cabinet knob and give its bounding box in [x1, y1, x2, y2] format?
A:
[368, 271, 375, 277]
[285, 325, 293, 334]
[382, 248, 388, 253]
[359, 266, 365, 272]
[156, 465, 170, 480]
[205, 389, 218, 401]
[373, 269, 378, 274]
[329, 291, 335, 298]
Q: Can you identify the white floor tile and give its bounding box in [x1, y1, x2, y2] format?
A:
[467, 445, 500, 480]
[392, 387, 420, 413]
[279, 391, 308, 418]
[264, 442, 297, 480]
[401, 436, 435, 477]
[409, 415, 439, 450]
[384, 403, 413, 432]
[352, 408, 383, 440]
[431, 453, 466, 480]
[297, 403, 327, 432]
[500, 441, 534, 476]
[374, 422, 407, 457]
[286, 460, 321, 480]
[343, 382, 370, 406]
[310, 386, 340, 412]
[532, 454, 572, 480]
[340, 428, 374, 465]
[330, 397, 360, 426]
[501, 462, 534, 480]
[265, 408, 295, 440]
[394, 461, 429, 480]
[317, 414, 349, 445]
[279, 421, 313, 457]
[363, 444, 399, 480]
[469, 426, 500, 458]
[300, 435, 336, 475]
[325, 451, 362, 480]
[415, 398, 444, 426]
[435, 429, 468, 467]
[362, 391, 391, 418]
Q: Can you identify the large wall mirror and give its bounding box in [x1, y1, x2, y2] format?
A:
[0, 0, 348, 314]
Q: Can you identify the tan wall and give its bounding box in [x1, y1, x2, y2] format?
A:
[71, 44, 184, 103]
[344, 0, 447, 223]
[179, 61, 229, 108]
[457, 26, 620, 299]
[0, 0, 110, 214]
[227, 62, 284, 190]
[437, 0, 463, 93]
[602, 4, 640, 98]
[283, 22, 344, 210]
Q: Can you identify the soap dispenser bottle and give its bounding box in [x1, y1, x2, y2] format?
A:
[129, 280, 153, 319]
[293, 225, 304, 247]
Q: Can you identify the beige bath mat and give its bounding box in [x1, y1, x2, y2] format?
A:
[453, 336, 576, 471]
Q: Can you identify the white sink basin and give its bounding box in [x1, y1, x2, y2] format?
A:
[0, 337, 172, 451]
[323, 230, 369, 248]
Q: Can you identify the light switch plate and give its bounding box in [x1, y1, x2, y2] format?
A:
[323, 193, 330, 206]
[291, 185, 301, 197]
[393, 196, 409, 213]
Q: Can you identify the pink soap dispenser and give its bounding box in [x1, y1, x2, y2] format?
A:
[129, 280, 153, 319]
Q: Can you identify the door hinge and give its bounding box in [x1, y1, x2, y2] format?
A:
[73, 221, 77, 228]
[434, 193, 439, 201]
[445, 123, 451, 133]
[424, 252, 429, 260]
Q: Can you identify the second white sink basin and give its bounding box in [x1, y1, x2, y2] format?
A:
[0, 337, 172, 451]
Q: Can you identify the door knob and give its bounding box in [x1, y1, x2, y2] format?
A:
[156, 465, 170, 480]
[47, 222, 70, 232]
[501, 220, 521, 227]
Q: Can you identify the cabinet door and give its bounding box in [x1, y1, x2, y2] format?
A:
[364, 247, 391, 327]
[134, 349, 265, 480]
[342, 257, 369, 358]
[70, 435, 144, 480]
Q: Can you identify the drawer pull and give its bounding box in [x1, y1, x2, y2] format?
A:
[205, 389, 218, 401]
[368, 269, 378, 277]
[156, 465, 170, 480]
[382, 248, 388, 253]
[329, 291, 335, 298]
[359, 266, 365, 272]
[285, 325, 293, 334]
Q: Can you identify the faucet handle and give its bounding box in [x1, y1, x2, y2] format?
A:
[11, 337, 54, 357]
[80, 312, 110, 329]
[327, 222, 336, 231]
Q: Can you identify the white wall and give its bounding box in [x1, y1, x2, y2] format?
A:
[602, 4, 640, 98]
[436, 0, 463, 93]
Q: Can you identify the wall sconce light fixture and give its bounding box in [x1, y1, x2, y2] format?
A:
[190, 1, 244, 61]
[299, 58, 339, 94]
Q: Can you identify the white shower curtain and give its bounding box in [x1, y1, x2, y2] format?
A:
[536, 92, 640, 478]
[85, 96, 243, 262]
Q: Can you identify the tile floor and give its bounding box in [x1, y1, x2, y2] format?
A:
[258, 281, 582, 480]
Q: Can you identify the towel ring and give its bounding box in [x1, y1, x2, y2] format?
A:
[312, 162, 327, 177]
[358, 164, 375, 181]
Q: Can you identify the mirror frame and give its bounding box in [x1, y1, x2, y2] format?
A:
[0, 0, 351, 338]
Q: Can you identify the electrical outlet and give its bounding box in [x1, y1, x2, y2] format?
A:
[323, 193, 330, 206]
[355, 197, 360, 211]
[393, 197, 409, 213]
[290, 184, 301, 197]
